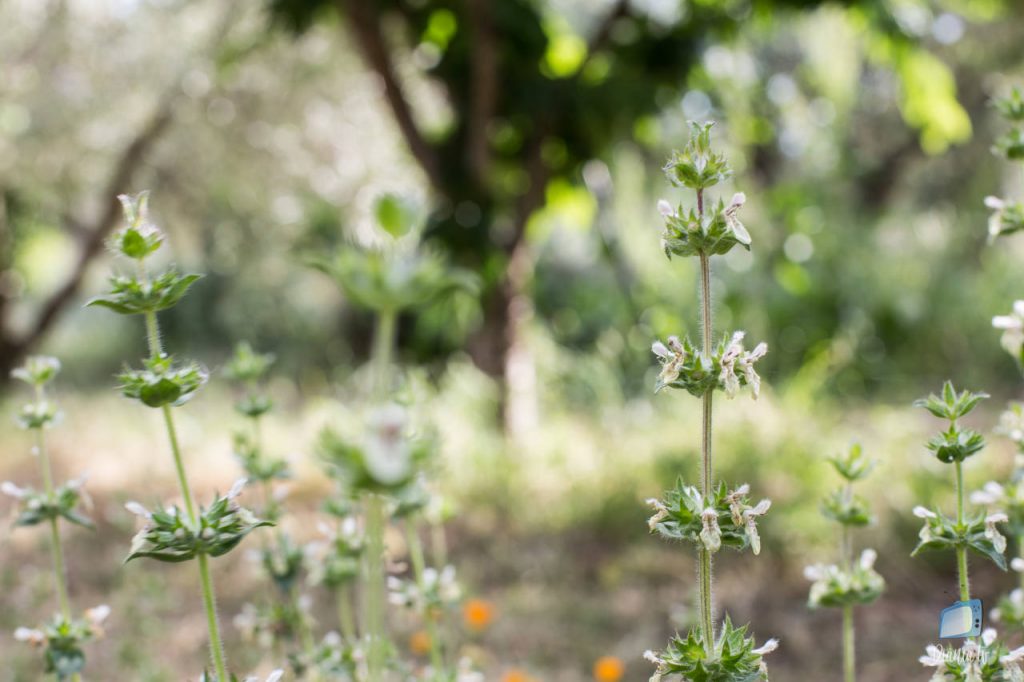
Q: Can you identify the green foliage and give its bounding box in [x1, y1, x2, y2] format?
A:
[820, 489, 872, 527]
[806, 550, 885, 608]
[911, 507, 1008, 571]
[925, 425, 987, 464]
[647, 617, 774, 682]
[663, 122, 733, 191]
[652, 332, 767, 399]
[87, 270, 202, 316]
[374, 194, 421, 239]
[827, 443, 875, 482]
[111, 192, 163, 260]
[309, 242, 477, 315]
[994, 87, 1024, 122]
[224, 342, 275, 384]
[16, 400, 60, 429]
[659, 195, 751, 259]
[15, 609, 108, 681]
[647, 480, 770, 556]
[118, 355, 208, 408]
[233, 432, 289, 486]
[914, 381, 989, 422]
[125, 485, 272, 563]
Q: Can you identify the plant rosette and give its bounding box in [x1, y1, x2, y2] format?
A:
[125, 479, 272, 563]
[647, 481, 771, 556]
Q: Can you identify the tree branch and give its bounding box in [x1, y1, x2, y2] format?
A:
[466, 0, 498, 184]
[339, 0, 441, 188]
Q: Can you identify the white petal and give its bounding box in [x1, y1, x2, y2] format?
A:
[124, 501, 151, 518]
[913, 506, 937, 519]
[987, 512, 1009, 524]
[729, 192, 747, 209]
[983, 628, 998, 646]
[994, 315, 1022, 330]
[1012, 558, 1024, 573]
[859, 548, 878, 570]
[1, 481, 26, 498]
[657, 199, 674, 217]
[985, 196, 1006, 210]
[651, 341, 672, 359]
[752, 638, 778, 655]
[227, 477, 248, 500]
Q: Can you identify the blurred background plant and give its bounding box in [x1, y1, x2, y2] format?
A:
[3, 0, 1024, 679]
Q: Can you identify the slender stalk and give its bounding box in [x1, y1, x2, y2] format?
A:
[1018, 538, 1024, 592]
[145, 307, 227, 679]
[372, 311, 397, 396]
[431, 521, 448, 568]
[197, 554, 229, 681]
[337, 585, 357, 642]
[695, 187, 716, 655]
[842, 604, 855, 682]
[406, 522, 446, 678]
[364, 493, 387, 680]
[954, 460, 970, 603]
[34, 424, 72, 619]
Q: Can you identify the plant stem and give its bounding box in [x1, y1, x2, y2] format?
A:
[145, 307, 227, 680]
[197, 553, 229, 681]
[696, 189, 716, 654]
[364, 493, 387, 680]
[406, 521, 446, 678]
[337, 585, 357, 642]
[372, 311, 397, 397]
[34, 423, 72, 619]
[842, 604, 855, 682]
[954, 460, 970, 603]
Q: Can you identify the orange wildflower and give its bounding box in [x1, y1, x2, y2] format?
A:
[409, 630, 431, 656]
[463, 598, 496, 631]
[593, 655, 625, 682]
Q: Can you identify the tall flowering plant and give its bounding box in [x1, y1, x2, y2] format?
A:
[803, 444, 885, 682]
[643, 122, 776, 681]
[5, 356, 110, 680]
[89, 192, 272, 681]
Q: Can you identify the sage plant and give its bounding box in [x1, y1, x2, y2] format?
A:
[911, 383, 1022, 680]
[312, 195, 476, 680]
[644, 122, 776, 681]
[89, 192, 271, 680]
[803, 444, 885, 682]
[5, 356, 110, 681]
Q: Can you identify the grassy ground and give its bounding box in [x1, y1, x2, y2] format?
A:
[1, 368, 1020, 680]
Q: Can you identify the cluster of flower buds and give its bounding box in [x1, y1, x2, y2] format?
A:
[644, 617, 777, 682]
[647, 481, 771, 556]
[125, 479, 272, 563]
[985, 87, 1024, 241]
[914, 382, 990, 463]
[318, 403, 435, 494]
[118, 354, 209, 408]
[805, 550, 885, 609]
[388, 564, 462, 615]
[14, 605, 110, 680]
[2, 476, 93, 529]
[912, 505, 1008, 570]
[918, 628, 1024, 681]
[658, 192, 750, 259]
[307, 518, 364, 589]
[652, 332, 767, 398]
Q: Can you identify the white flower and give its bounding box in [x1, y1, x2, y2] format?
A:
[725, 483, 751, 525]
[985, 513, 1008, 554]
[1012, 559, 1024, 573]
[651, 341, 672, 359]
[227, 477, 248, 500]
[803, 564, 826, 581]
[724, 192, 751, 245]
[646, 498, 668, 531]
[971, 481, 1006, 506]
[913, 506, 937, 519]
[363, 403, 412, 485]
[742, 499, 771, 555]
[700, 507, 722, 553]
[124, 501, 151, 519]
[14, 627, 45, 646]
[738, 342, 768, 400]
[993, 301, 1024, 360]
[859, 548, 878, 570]
[920, 644, 946, 669]
[752, 638, 779, 656]
[643, 650, 662, 664]
[719, 332, 746, 399]
[657, 199, 675, 217]
[1, 481, 27, 499]
[1004, 646, 1024, 664]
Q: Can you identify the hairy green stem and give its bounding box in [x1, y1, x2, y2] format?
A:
[406, 521, 446, 678]
[144, 307, 227, 680]
[842, 604, 855, 682]
[954, 460, 970, 603]
[337, 584, 357, 642]
[696, 232, 716, 654]
[34, 423, 72, 619]
[364, 493, 388, 680]
[373, 311, 397, 396]
[197, 554, 229, 681]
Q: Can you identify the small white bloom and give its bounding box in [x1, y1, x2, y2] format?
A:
[985, 196, 1006, 210]
[646, 498, 668, 531]
[859, 548, 878, 570]
[803, 564, 825, 581]
[985, 513, 1009, 554]
[657, 199, 675, 217]
[1, 481, 27, 499]
[752, 638, 778, 655]
[913, 506, 937, 519]
[14, 627, 45, 646]
[643, 650, 662, 664]
[1012, 558, 1024, 573]
[1004, 646, 1024, 664]
[124, 501, 151, 519]
[971, 481, 1006, 506]
[700, 507, 722, 553]
[920, 644, 946, 668]
[651, 341, 672, 359]
[227, 477, 248, 500]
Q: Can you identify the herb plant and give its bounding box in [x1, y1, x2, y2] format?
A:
[804, 444, 885, 682]
[644, 122, 776, 681]
[89, 192, 271, 680]
[6, 356, 110, 681]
